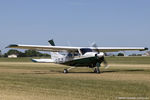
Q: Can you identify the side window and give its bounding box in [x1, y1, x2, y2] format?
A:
[68, 53, 72, 57]
[80, 48, 92, 55]
[58, 58, 60, 61]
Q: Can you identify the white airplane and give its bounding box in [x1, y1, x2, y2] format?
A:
[7, 40, 148, 73]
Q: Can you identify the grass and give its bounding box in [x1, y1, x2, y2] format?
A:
[0, 57, 31, 62]
[0, 57, 150, 100]
[106, 56, 150, 64]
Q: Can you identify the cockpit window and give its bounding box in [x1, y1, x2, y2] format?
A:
[80, 48, 92, 55]
[67, 53, 73, 57]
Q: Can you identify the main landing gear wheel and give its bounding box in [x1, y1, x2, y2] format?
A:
[94, 68, 100, 74]
[64, 69, 68, 73]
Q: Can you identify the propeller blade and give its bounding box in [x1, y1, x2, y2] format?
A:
[91, 42, 99, 54]
[103, 58, 110, 69]
[91, 42, 110, 69]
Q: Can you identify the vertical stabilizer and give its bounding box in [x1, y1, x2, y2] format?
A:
[48, 39, 64, 62]
[48, 39, 55, 46]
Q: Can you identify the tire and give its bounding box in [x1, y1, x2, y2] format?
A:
[94, 68, 97, 73]
[64, 69, 68, 73]
[94, 68, 100, 74]
[96, 69, 100, 74]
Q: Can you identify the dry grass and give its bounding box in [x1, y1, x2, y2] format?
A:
[0, 57, 150, 100]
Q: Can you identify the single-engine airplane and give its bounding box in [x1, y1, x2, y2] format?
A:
[7, 40, 148, 73]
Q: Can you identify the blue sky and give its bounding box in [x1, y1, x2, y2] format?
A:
[0, 0, 150, 53]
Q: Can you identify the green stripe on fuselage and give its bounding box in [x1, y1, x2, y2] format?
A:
[62, 57, 98, 67]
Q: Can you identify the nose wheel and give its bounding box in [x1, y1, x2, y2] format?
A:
[94, 68, 100, 73]
[94, 62, 101, 74]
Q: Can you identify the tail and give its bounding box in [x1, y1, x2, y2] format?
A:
[48, 39, 55, 46]
[48, 39, 63, 61]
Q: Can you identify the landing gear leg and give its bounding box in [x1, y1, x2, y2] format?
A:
[64, 67, 75, 73]
[94, 63, 101, 74]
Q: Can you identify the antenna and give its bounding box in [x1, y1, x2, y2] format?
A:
[49, 32, 54, 39]
[67, 41, 71, 46]
[48, 32, 55, 45]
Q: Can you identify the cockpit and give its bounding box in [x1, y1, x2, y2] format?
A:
[80, 48, 93, 55]
[66, 52, 80, 58]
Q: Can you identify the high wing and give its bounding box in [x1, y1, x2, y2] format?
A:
[95, 47, 148, 52]
[6, 44, 80, 52]
[7, 44, 148, 52]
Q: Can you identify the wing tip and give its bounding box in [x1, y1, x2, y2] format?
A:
[6, 44, 18, 48]
[145, 47, 148, 50]
[140, 47, 149, 51]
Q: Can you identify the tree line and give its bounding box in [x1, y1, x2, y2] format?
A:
[0, 49, 50, 57]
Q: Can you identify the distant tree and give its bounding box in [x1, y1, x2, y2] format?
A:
[129, 53, 137, 56]
[42, 53, 51, 57]
[7, 49, 20, 55]
[6, 49, 24, 57]
[24, 50, 50, 57]
[0, 50, 2, 57]
[137, 54, 142, 56]
[106, 53, 115, 56]
[24, 50, 40, 57]
[4, 53, 8, 57]
[117, 53, 124, 56]
[4, 49, 51, 57]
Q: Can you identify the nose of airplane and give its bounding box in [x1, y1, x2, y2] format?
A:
[96, 52, 104, 58]
[95, 52, 109, 69]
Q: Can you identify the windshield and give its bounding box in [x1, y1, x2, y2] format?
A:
[80, 48, 92, 55]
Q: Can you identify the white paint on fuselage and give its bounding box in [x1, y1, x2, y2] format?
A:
[82, 52, 104, 58]
[31, 47, 105, 63]
[73, 52, 104, 60]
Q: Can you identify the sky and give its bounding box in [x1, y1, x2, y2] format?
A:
[0, 0, 150, 54]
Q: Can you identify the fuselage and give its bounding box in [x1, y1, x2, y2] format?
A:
[32, 48, 105, 67]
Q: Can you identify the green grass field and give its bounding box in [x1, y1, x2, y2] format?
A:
[0, 57, 150, 100]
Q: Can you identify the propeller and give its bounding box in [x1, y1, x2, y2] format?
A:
[91, 42, 109, 69]
[91, 42, 99, 54]
[103, 57, 109, 69]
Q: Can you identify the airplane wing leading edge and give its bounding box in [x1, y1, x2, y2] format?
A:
[7, 44, 148, 52]
[6, 44, 79, 52]
[95, 47, 148, 52]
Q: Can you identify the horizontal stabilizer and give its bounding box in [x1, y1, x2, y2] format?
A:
[31, 59, 55, 63]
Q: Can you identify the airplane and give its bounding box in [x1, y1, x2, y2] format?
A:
[6, 39, 148, 74]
